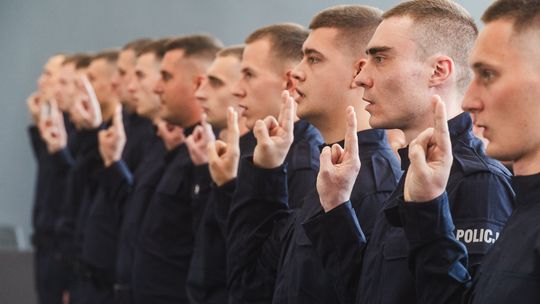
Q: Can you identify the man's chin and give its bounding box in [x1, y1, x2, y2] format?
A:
[161, 114, 181, 127]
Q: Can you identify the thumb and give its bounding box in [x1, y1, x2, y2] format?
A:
[253, 119, 271, 145]
[207, 140, 220, 162]
[408, 128, 433, 171]
[319, 146, 333, 170]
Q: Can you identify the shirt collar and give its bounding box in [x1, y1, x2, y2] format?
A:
[512, 172, 540, 206]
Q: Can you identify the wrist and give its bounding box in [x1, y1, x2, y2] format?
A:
[404, 189, 444, 203]
[320, 197, 348, 213]
[214, 174, 236, 187]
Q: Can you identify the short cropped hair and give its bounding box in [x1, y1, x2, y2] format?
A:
[217, 45, 244, 60]
[245, 23, 308, 65]
[122, 38, 154, 54]
[384, 0, 478, 93]
[164, 34, 223, 62]
[137, 38, 170, 60]
[91, 49, 119, 64]
[309, 5, 383, 56]
[482, 0, 540, 32]
[63, 53, 92, 70]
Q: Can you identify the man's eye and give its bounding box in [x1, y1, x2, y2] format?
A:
[307, 57, 320, 64]
[374, 56, 385, 63]
[480, 69, 494, 81]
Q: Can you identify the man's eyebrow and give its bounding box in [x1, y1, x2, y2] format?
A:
[471, 61, 494, 70]
[304, 48, 324, 57]
[366, 46, 392, 55]
[241, 67, 253, 74]
[208, 75, 223, 84]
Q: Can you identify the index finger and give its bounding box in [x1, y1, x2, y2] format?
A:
[113, 104, 124, 132]
[431, 95, 451, 154]
[343, 106, 359, 156]
[279, 91, 295, 134]
[226, 107, 240, 148]
[49, 99, 60, 120]
[80, 74, 100, 110]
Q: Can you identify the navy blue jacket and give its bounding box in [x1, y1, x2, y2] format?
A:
[114, 139, 168, 293]
[400, 172, 540, 304]
[132, 125, 206, 304]
[227, 128, 399, 303]
[186, 131, 257, 304]
[121, 113, 156, 172]
[81, 120, 163, 288]
[304, 113, 515, 304]
[55, 126, 103, 263]
[29, 114, 78, 250]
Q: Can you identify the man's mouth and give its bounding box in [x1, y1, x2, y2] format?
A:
[362, 97, 374, 104]
[295, 88, 306, 99]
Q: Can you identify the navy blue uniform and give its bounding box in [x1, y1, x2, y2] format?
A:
[29, 114, 78, 304]
[399, 173, 540, 304]
[132, 125, 207, 304]
[114, 138, 169, 304]
[78, 118, 162, 304]
[121, 112, 156, 172]
[227, 127, 398, 303]
[304, 113, 515, 303]
[186, 131, 257, 304]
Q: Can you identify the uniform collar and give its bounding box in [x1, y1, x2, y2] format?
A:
[512, 172, 540, 206]
[183, 123, 198, 137]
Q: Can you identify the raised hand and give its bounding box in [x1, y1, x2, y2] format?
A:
[27, 92, 42, 124]
[404, 95, 453, 203]
[98, 105, 126, 167]
[156, 119, 185, 151]
[39, 99, 68, 154]
[317, 106, 361, 212]
[71, 75, 103, 130]
[252, 90, 295, 169]
[207, 107, 240, 186]
[185, 113, 215, 165]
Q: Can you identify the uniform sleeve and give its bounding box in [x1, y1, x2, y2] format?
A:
[285, 139, 319, 209]
[400, 170, 514, 304]
[55, 128, 101, 258]
[226, 157, 290, 303]
[28, 125, 46, 160]
[212, 179, 236, 236]
[101, 160, 134, 213]
[302, 191, 391, 304]
[449, 172, 514, 272]
[399, 193, 471, 304]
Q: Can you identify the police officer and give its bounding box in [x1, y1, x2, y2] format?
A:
[184, 45, 257, 304]
[110, 39, 171, 304]
[309, 0, 515, 303]
[399, 0, 540, 303]
[221, 6, 401, 303]
[131, 35, 222, 304]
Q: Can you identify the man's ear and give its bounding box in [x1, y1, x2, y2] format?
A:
[194, 75, 205, 91]
[351, 58, 366, 89]
[429, 55, 454, 87]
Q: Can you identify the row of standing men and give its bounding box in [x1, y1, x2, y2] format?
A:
[28, 0, 539, 303]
